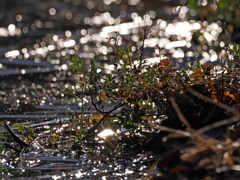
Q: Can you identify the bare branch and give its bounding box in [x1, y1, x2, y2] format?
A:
[186, 87, 240, 118]
[169, 96, 194, 131]
[149, 122, 192, 137]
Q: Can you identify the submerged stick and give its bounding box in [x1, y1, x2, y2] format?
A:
[4, 122, 29, 149]
[4, 143, 21, 153]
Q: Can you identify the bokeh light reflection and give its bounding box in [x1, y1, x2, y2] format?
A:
[0, 1, 235, 179]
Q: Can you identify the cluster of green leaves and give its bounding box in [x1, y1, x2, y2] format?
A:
[11, 123, 36, 142]
[69, 39, 240, 154]
[70, 45, 199, 147]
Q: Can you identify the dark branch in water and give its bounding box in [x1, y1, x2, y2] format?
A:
[82, 102, 126, 141]
[91, 95, 106, 113]
[4, 122, 29, 150]
[4, 143, 21, 153]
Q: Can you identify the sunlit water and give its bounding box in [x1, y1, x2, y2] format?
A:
[0, 0, 230, 179]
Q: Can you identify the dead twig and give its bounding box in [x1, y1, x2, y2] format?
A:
[149, 122, 192, 137]
[82, 102, 126, 141]
[186, 87, 240, 118]
[197, 116, 240, 134]
[169, 96, 194, 131]
[4, 122, 29, 150]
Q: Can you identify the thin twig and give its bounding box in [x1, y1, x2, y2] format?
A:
[138, 27, 147, 69]
[82, 102, 126, 141]
[91, 96, 107, 113]
[197, 116, 240, 134]
[149, 122, 192, 137]
[169, 97, 194, 131]
[186, 87, 240, 118]
[4, 122, 29, 149]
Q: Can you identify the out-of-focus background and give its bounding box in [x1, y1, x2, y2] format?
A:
[0, 0, 239, 179]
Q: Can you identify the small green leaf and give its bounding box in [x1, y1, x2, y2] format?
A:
[132, 53, 141, 59]
[122, 56, 129, 61]
[12, 123, 21, 127]
[197, 62, 202, 68]
[76, 71, 83, 75]
[89, 86, 95, 90]
[90, 59, 97, 73]
[118, 49, 127, 55]
[137, 100, 143, 107]
[80, 61, 85, 68]
[127, 46, 131, 53]
[18, 126, 24, 132]
[145, 67, 150, 71]
[71, 64, 80, 69]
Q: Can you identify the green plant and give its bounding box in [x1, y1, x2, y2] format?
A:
[11, 123, 36, 142]
[68, 48, 172, 146]
[69, 39, 240, 153]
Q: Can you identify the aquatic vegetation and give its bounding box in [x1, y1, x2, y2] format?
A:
[69, 32, 239, 141]
[1, 24, 239, 180]
[0, 0, 240, 179]
[64, 27, 240, 178]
